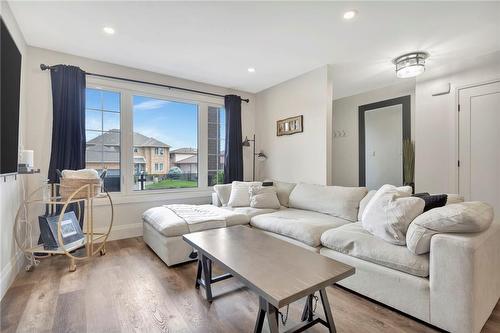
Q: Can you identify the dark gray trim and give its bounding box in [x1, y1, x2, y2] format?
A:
[358, 95, 411, 186]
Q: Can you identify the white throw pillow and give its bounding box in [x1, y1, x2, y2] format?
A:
[213, 184, 232, 206]
[263, 179, 296, 207]
[249, 186, 281, 209]
[362, 184, 425, 245]
[406, 201, 494, 254]
[357, 186, 413, 222]
[227, 181, 262, 207]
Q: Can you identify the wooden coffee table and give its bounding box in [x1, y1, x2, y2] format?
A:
[183, 226, 355, 333]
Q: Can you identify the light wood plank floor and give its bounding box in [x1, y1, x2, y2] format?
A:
[1, 237, 499, 333]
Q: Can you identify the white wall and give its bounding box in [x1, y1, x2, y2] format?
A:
[415, 51, 500, 194]
[0, 2, 28, 299]
[332, 81, 415, 186]
[255, 65, 334, 185]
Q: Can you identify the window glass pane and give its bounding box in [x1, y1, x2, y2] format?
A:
[85, 88, 121, 192]
[207, 106, 225, 185]
[102, 91, 120, 112]
[86, 89, 101, 110]
[85, 110, 102, 131]
[133, 95, 198, 191]
[103, 112, 120, 131]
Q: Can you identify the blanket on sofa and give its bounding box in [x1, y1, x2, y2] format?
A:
[165, 204, 228, 226]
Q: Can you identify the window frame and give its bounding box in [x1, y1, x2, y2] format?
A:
[86, 77, 225, 202]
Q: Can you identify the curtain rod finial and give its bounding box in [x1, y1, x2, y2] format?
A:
[40, 64, 50, 71]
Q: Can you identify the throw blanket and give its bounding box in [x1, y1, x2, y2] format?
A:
[164, 204, 228, 229]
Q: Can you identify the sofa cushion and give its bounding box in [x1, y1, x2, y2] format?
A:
[227, 181, 262, 207]
[263, 179, 296, 207]
[288, 183, 367, 221]
[143, 205, 249, 237]
[406, 201, 494, 254]
[321, 223, 429, 277]
[362, 184, 425, 245]
[222, 206, 277, 223]
[250, 208, 349, 247]
[213, 184, 232, 206]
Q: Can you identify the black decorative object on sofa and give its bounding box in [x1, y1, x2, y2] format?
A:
[413, 192, 448, 212]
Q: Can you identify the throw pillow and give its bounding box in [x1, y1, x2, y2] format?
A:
[358, 186, 413, 222]
[406, 201, 494, 254]
[361, 184, 425, 245]
[213, 184, 232, 206]
[413, 193, 448, 212]
[227, 181, 262, 207]
[263, 179, 296, 207]
[249, 186, 281, 209]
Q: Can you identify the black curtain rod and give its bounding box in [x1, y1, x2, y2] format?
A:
[40, 64, 249, 103]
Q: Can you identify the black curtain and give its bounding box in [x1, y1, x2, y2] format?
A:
[48, 65, 86, 183]
[223, 95, 243, 183]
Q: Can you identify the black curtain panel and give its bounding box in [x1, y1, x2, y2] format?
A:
[48, 65, 86, 183]
[223, 95, 244, 183]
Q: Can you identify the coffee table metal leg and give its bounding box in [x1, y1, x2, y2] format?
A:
[300, 294, 314, 321]
[254, 297, 267, 333]
[195, 259, 202, 289]
[201, 254, 213, 302]
[266, 301, 280, 333]
[319, 288, 336, 333]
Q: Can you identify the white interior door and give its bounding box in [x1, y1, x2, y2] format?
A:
[365, 105, 403, 190]
[459, 81, 500, 217]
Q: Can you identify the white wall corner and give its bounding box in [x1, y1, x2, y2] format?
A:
[1, 251, 24, 300]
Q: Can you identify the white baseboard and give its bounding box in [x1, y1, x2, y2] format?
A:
[1, 251, 24, 301]
[96, 222, 143, 241]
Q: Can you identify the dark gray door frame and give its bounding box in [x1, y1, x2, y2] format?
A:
[358, 95, 411, 186]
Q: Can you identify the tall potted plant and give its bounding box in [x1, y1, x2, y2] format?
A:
[403, 139, 415, 194]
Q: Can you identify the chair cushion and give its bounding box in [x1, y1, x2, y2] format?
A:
[250, 208, 349, 247]
[321, 223, 429, 277]
[288, 183, 367, 221]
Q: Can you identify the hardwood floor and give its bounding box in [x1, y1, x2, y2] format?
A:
[1, 237, 499, 333]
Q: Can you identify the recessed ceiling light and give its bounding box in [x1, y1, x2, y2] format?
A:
[343, 10, 357, 20]
[247, 67, 256, 73]
[103, 26, 115, 35]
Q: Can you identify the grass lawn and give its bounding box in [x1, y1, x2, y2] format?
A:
[145, 179, 198, 190]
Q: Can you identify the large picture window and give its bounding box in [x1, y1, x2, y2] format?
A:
[85, 88, 121, 192]
[132, 95, 198, 191]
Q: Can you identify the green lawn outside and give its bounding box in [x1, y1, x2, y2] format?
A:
[145, 179, 198, 190]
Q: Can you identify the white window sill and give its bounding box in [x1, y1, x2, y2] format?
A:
[95, 187, 214, 206]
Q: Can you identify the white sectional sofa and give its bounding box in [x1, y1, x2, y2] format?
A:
[142, 180, 500, 333]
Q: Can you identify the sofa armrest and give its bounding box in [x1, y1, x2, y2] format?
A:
[429, 223, 500, 333]
[212, 192, 222, 207]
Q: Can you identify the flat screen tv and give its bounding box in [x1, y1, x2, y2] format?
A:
[1, 17, 22, 175]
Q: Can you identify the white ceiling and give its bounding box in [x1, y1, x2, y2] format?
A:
[8, 1, 500, 98]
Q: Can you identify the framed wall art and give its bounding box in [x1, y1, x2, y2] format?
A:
[277, 115, 303, 136]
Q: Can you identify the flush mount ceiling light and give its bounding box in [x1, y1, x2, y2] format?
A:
[247, 67, 256, 73]
[343, 10, 357, 20]
[103, 26, 115, 35]
[393, 52, 429, 78]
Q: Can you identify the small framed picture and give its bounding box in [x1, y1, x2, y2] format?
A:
[277, 115, 303, 136]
